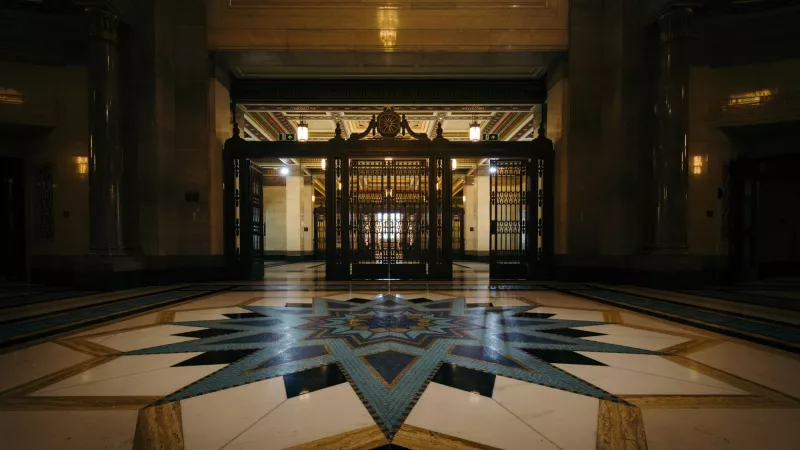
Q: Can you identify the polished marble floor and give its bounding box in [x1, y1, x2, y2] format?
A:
[2, 283, 800, 449]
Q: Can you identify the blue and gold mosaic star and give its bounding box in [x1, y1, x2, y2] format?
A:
[124, 295, 658, 437]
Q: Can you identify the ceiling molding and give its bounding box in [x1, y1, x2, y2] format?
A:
[232, 79, 547, 105]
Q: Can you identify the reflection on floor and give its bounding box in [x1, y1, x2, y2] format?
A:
[2, 284, 800, 449]
[262, 261, 491, 283]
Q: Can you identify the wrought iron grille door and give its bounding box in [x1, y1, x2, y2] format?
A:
[349, 159, 429, 279]
[452, 209, 464, 260]
[314, 210, 326, 260]
[489, 159, 530, 279]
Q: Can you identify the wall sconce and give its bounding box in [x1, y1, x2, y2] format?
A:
[462, 195, 466, 204]
[297, 114, 309, 142]
[452, 159, 457, 170]
[280, 167, 290, 176]
[692, 155, 706, 175]
[74, 156, 88, 176]
[311, 194, 315, 203]
[321, 158, 326, 170]
[489, 166, 497, 174]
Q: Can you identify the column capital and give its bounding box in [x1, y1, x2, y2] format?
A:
[86, 7, 118, 44]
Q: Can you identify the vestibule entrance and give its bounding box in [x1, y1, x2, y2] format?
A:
[223, 102, 554, 282]
[349, 158, 429, 279]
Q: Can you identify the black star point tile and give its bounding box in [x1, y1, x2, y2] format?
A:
[432, 363, 496, 397]
[232, 319, 283, 327]
[362, 350, 417, 386]
[223, 312, 266, 319]
[514, 312, 556, 319]
[544, 328, 606, 338]
[174, 328, 240, 339]
[406, 298, 432, 304]
[284, 303, 312, 308]
[450, 345, 523, 369]
[521, 349, 607, 366]
[283, 363, 347, 399]
[173, 349, 259, 367]
[495, 332, 567, 345]
[347, 298, 373, 304]
[252, 345, 330, 371]
[217, 332, 283, 344]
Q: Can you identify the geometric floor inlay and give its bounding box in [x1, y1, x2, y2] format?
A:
[125, 294, 658, 439]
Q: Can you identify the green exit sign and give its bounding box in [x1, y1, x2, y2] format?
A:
[482, 133, 499, 141]
[279, 133, 295, 141]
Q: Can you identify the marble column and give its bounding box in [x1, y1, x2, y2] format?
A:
[285, 174, 303, 258]
[87, 8, 125, 254]
[475, 173, 491, 255]
[463, 181, 477, 254]
[651, 8, 692, 250]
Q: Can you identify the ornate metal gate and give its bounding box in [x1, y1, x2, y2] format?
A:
[314, 209, 326, 260]
[452, 208, 465, 260]
[228, 159, 265, 280]
[489, 159, 530, 279]
[349, 159, 429, 279]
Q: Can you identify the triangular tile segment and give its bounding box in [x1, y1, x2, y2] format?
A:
[173, 349, 259, 367]
[450, 345, 523, 369]
[174, 328, 240, 339]
[251, 345, 331, 371]
[223, 312, 266, 319]
[432, 363, 496, 397]
[232, 319, 283, 327]
[521, 349, 607, 366]
[362, 350, 419, 388]
[544, 328, 606, 338]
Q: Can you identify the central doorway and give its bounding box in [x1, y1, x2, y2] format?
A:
[349, 158, 429, 279]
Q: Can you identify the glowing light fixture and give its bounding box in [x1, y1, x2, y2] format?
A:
[321, 158, 327, 170]
[489, 166, 498, 174]
[297, 114, 309, 142]
[462, 195, 466, 204]
[279, 167, 290, 176]
[469, 115, 481, 143]
[452, 159, 457, 170]
[73, 156, 88, 175]
[311, 194, 316, 203]
[692, 155, 705, 175]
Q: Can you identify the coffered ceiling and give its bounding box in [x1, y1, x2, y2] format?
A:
[241, 104, 541, 142]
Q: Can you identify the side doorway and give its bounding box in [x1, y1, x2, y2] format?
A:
[226, 158, 265, 280]
[0, 157, 26, 281]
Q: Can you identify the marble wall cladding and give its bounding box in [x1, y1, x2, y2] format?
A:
[686, 59, 800, 255]
[548, 79, 569, 255]
[133, 0, 229, 257]
[209, 79, 230, 256]
[0, 62, 90, 256]
[207, 0, 569, 51]
[302, 183, 314, 254]
[563, 0, 605, 256]
[264, 186, 288, 252]
[463, 183, 477, 253]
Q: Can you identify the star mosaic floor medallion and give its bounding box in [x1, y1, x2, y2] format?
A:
[125, 294, 659, 438]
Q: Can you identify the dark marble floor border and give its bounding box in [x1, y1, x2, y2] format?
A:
[556, 287, 800, 355]
[0, 289, 222, 351]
